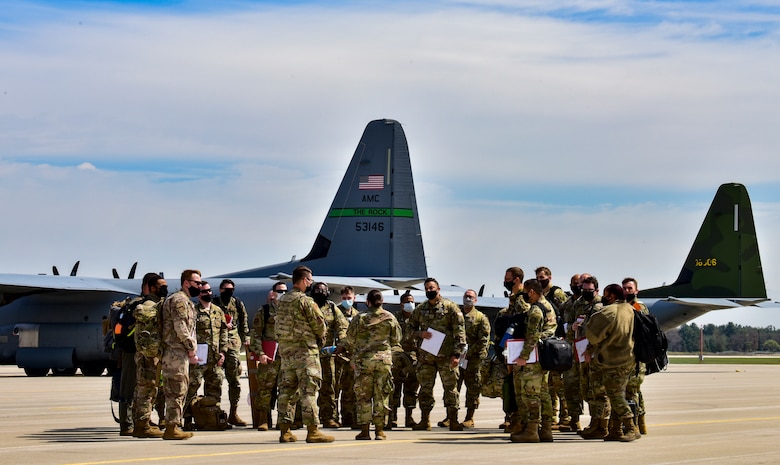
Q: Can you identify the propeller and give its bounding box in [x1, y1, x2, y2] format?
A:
[478, 284, 485, 297]
[52, 261, 79, 276]
[112, 262, 139, 279]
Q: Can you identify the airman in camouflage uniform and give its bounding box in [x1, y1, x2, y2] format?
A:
[311, 282, 349, 428]
[274, 266, 334, 443]
[536, 266, 570, 429]
[457, 289, 490, 429]
[185, 281, 228, 429]
[408, 277, 466, 431]
[212, 279, 249, 427]
[584, 284, 640, 442]
[557, 273, 582, 432]
[248, 281, 286, 431]
[623, 277, 649, 434]
[342, 289, 402, 440]
[508, 279, 546, 443]
[160, 269, 201, 440]
[389, 292, 419, 429]
[335, 286, 359, 428]
[535, 291, 559, 442]
[132, 273, 168, 439]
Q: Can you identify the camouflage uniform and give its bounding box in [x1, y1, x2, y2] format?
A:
[343, 305, 402, 427]
[161, 289, 197, 427]
[566, 296, 603, 414]
[626, 299, 649, 418]
[512, 302, 544, 425]
[133, 294, 164, 424]
[248, 301, 281, 421]
[318, 301, 349, 425]
[185, 302, 228, 419]
[496, 292, 529, 420]
[543, 286, 569, 424]
[458, 306, 490, 410]
[274, 289, 327, 426]
[537, 296, 558, 425]
[585, 300, 636, 422]
[390, 309, 419, 415]
[212, 295, 249, 413]
[408, 297, 466, 415]
[335, 304, 358, 426]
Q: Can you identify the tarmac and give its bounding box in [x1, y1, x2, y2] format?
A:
[1, 363, 779, 465]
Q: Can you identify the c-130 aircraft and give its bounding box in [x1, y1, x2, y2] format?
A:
[0, 119, 773, 376]
[0, 119, 428, 376]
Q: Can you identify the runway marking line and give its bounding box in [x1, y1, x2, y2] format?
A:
[62, 416, 780, 465]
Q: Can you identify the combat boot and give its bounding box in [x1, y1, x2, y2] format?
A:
[619, 418, 641, 442]
[162, 423, 193, 440]
[448, 408, 463, 431]
[228, 405, 247, 427]
[404, 407, 417, 428]
[539, 420, 554, 442]
[412, 409, 431, 431]
[460, 407, 476, 428]
[256, 409, 269, 431]
[604, 415, 622, 441]
[375, 423, 386, 440]
[322, 418, 341, 429]
[638, 414, 647, 434]
[579, 416, 597, 436]
[559, 414, 580, 433]
[355, 424, 371, 440]
[306, 424, 335, 443]
[279, 423, 297, 443]
[579, 418, 608, 440]
[437, 416, 449, 428]
[510, 420, 540, 443]
[133, 420, 164, 439]
[388, 408, 398, 428]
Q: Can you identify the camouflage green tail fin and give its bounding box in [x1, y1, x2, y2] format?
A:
[642, 183, 767, 299]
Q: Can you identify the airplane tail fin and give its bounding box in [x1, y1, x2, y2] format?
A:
[642, 183, 767, 299]
[225, 119, 427, 279]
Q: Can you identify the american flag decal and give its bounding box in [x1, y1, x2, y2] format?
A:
[358, 175, 384, 190]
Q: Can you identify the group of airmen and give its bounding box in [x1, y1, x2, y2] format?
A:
[113, 264, 649, 444]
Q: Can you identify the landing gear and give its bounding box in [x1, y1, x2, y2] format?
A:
[24, 367, 49, 377]
[80, 363, 106, 376]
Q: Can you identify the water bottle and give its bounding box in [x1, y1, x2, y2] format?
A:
[499, 324, 515, 349]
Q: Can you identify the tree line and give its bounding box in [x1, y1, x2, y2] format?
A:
[666, 322, 780, 353]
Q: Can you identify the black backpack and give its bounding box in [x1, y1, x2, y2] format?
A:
[538, 337, 573, 372]
[632, 311, 669, 375]
[545, 286, 567, 338]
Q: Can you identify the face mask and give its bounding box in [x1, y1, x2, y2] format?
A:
[370, 300, 382, 308]
[570, 284, 580, 295]
[312, 293, 328, 306]
[463, 297, 475, 307]
[342, 299, 353, 308]
[304, 285, 312, 294]
[188, 286, 201, 298]
[221, 289, 234, 301]
[625, 293, 636, 302]
[538, 278, 550, 288]
[521, 292, 530, 302]
[425, 290, 438, 300]
[201, 294, 212, 303]
[156, 285, 169, 298]
[581, 290, 595, 301]
[503, 280, 514, 292]
[403, 302, 414, 312]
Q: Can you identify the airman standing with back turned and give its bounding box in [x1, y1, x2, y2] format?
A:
[623, 276, 649, 435]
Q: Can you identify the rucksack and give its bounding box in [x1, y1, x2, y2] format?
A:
[632, 311, 669, 375]
[106, 297, 141, 356]
[479, 343, 507, 398]
[133, 298, 163, 358]
[538, 337, 573, 372]
[190, 396, 228, 431]
[545, 286, 567, 338]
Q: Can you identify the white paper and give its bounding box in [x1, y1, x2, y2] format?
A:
[196, 343, 208, 365]
[420, 328, 445, 356]
[574, 337, 589, 363]
[505, 339, 537, 364]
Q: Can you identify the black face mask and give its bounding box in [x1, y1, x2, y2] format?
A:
[521, 292, 530, 302]
[625, 293, 636, 302]
[200, 294, 212, 303]
[156, 285, 169, 298]
[570, 284, 580, 295]
[188, 286, 201, 298]
[425, 290, 438, 300]
[538, 278, 550, 288]
[503, 280, 514, 292]
[221, 289, 234, 301]
[581, 290, 595, 301]
[312, 293, 328, 306]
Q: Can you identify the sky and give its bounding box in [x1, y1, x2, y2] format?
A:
[1, 0, 779, 328]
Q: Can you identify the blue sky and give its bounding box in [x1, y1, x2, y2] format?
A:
[1, 0, 779, 327]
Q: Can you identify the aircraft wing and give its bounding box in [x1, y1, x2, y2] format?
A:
[313, 276, 398, 295]
[666, 297, 769, 309]
[0, 274, 139, 296]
